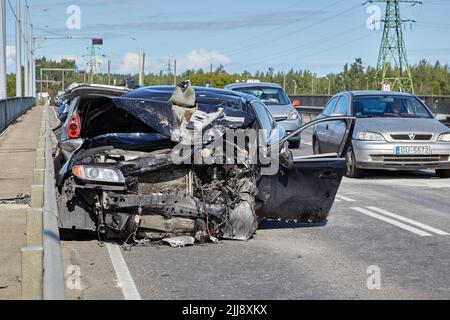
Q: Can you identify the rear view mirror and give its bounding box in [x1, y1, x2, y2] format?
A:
[292, 100, 300, 107]
[436, 114, 447, 121]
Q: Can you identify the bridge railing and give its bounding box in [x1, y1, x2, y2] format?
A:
[0, 97, 36, 133]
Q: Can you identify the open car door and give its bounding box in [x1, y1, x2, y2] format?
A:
[256, 116, 355, 224]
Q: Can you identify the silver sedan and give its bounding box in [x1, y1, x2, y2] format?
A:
[313, 91, 450, 178]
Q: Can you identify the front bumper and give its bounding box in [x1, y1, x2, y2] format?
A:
[353, 140, 450, 171]
[278, 118, 302, 142]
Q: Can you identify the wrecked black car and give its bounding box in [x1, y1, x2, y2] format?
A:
[53, 82, 355, 243]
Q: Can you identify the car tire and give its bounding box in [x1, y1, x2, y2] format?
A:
[289, 141, 300, 149]
[346, 146, 363, 178]
[436, 169, 450, 179]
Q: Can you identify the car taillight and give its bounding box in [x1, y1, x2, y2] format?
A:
[67, 115, 81, 139]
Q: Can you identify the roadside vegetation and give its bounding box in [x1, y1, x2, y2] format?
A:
[5, 57, 450, 98]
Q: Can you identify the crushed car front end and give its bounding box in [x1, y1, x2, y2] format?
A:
[55, 83, 355, 244]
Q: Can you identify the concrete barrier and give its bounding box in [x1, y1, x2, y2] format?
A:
[22, 104, 65, 300]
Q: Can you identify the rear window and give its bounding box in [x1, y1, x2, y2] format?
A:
[232, 87, 290, 106]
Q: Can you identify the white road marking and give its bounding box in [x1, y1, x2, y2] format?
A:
[336, 195, 356, 202]
[367, 207, 449, 236]
[106, 243, 142, 300]
[351, 207, 433, 237]
[348, 178, 450, 189]
[302, 141, 313, 146]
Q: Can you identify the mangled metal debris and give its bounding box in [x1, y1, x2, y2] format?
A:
[54, 82, 354, 246]
[162, 236, 196, 248]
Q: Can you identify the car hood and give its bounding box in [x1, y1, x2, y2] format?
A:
[355, 118, 449, 137]
[266, 104, 294, 118]
[109, 96, 256, 145]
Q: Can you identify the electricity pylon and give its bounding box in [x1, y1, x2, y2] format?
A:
[366, 0, 421, 93]
[85, 39, 105, 83]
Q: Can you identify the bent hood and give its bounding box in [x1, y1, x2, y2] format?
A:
[109, 97, 256, 145]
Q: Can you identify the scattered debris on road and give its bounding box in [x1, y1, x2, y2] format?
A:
[162, 236, 196, 248]
[0, 193, 30, 205]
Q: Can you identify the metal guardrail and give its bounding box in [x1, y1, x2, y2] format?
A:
[0, 97, 35, 133]
[290, 95, 450, 114]
[22, 104, 65, 300]
[290, 95, 450, 127]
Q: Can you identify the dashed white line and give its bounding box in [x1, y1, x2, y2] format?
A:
[106, 243, 142, 300]
[336, 195, 356, 202]
[351, 207, 433, 237]
[302, 141, 313, 146]
[367, 207, 449, 236]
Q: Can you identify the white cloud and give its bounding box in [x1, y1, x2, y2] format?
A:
[118, 52, 141, 75]
[6, 46, 16, 66]
[180, 49, 231, 70]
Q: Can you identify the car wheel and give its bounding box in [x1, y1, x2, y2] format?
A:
[289, 141, 300, 149]
[346, 146, 363, 178]
[436, 169, 450, 179]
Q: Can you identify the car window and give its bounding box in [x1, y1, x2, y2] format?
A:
[323, 97, 339, 116]
[252, 101, 274, 139]
[353, 95, 433, 119]
[232, 87, 291, 105]
[333, 96, 349, 116]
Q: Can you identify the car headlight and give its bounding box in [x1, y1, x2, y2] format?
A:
[287, 110, 300, 121]
[356, 132, 386, 141]
[72, 165, 125, 184]
[438, 133, 450, 142]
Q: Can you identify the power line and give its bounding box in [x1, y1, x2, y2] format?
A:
[239, 24, 366, 67]
[223, 2, 362, 57]
[219, 0, 347, 55]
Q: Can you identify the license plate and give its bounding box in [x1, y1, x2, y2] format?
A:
[395, 146, 431, 155]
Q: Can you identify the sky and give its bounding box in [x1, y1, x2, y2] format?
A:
[4, 0, 450, 76]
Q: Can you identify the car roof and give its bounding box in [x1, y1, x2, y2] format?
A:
[225, 82, 283, 90]
[65, 84, 130, 100]
[125, 85, 259, 103]
[348, 90, 414, 97]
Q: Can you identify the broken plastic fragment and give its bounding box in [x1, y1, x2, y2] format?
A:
[162, 236, 196, 248]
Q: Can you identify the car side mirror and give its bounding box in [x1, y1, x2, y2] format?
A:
[292, 100, 300, 107]
[435, 114, 447, 121]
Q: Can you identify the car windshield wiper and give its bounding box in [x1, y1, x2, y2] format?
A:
[357, 115, 377, 118]
[383, 113, 402, 118]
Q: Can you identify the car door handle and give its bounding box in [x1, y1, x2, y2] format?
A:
[326, 124, 329, 130]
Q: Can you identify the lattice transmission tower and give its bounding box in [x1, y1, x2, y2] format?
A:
[367, 0, 421, 93]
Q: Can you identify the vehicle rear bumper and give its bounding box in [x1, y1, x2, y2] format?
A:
[353, 140, 450, 171]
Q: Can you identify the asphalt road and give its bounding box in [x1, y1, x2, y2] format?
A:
[61, 129, 450, 300]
